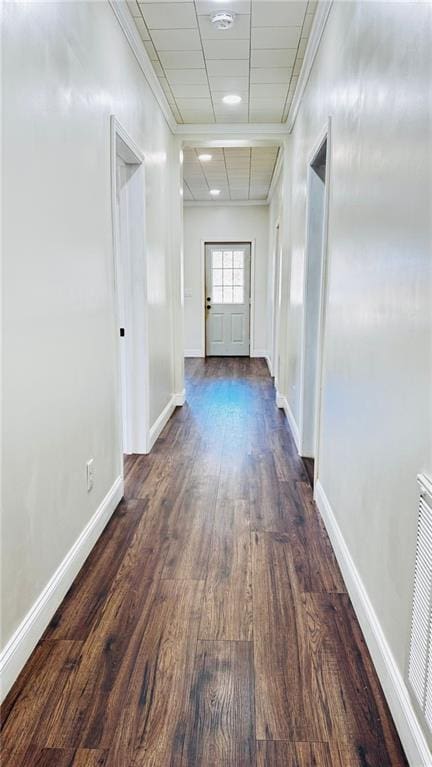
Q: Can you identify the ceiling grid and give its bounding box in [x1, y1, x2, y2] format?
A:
[127, 0, 317, 125]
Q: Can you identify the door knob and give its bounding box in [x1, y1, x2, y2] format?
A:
[206, 297, 211, 301]
[206, 304, 211, 310]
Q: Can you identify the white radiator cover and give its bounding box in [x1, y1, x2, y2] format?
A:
[409, 474, 432, 733]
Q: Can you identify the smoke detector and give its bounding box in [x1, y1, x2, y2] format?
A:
[210, 11, 235, 30]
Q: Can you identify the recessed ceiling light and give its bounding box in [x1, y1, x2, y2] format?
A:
[198, 153, 212, 162]
[222, 94, 242, 105]
[210, 11, 235, 30]
[209, 189, 221, 196]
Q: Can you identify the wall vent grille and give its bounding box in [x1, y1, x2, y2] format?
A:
[408, 474, 432, 733]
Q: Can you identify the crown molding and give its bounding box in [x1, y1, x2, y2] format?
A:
[266, 143, 284, 204]
[177, 123, 288, 141]
[286, 1, 333, 133]
[184, 199, 268, 208]
[109, 0, 177, 134]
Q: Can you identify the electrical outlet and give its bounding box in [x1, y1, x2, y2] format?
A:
[86, 459, 94, 492]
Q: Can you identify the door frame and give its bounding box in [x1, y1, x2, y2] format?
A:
[110, 115, 150, 468]
[200, 239, 255, 357]
[297, 117, 332, 488]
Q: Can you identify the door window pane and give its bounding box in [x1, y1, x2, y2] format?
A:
[213, 286, 223, 303]
[233, 286, 243, 304]
[224, 269, 233, 286]
[213, 269, 223, 287]
[233, 269, 243, 286]
[223, 286, 233, 303]
[223, 251, 233, 268]
[212, 251, 223, 268]
[233, 251, 244, 268]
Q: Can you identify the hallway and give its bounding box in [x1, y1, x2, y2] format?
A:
[1, 359, 407, 766]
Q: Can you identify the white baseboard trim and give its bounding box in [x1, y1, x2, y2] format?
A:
[148, 395, 176, 450]
[173, 389, 186, 406]
[184, 349, 204, 358]
[314, 479, 432, 767]
[276, 390, 301, 451]
[0, 475, 123, 702]
[265, 356, 273, 376]
[250, 349, 268, 359]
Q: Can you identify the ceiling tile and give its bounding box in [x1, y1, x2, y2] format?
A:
[198, 13, 250, 39]
[250, 83, 287, 99]
[151, 29, 201, 51]
[208, 76, 249, 91]
[203, 39, 250, 59]
[250, 49, 296, 67]
[251, 1, 307, 27]
[176, 97, 213, 110]
[139, 2, 196, 28]
[206, 59, 250, 76]
[159, 50, 205, 68]
[251, 27, 301, 49]
[250, 67, 292, 83]
[166, 68, 208, 84]
[195, 0, 250, 14]
[171, 83, 211, 97]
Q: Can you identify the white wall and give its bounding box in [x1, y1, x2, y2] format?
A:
[183, 204, 269, 357]
[275, 1, 432, 759]
[2, 1, 182, 694]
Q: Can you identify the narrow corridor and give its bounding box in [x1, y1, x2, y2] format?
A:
[1, 359, 407, 766]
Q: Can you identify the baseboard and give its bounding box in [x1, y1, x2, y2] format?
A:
[0, 475, 123, 702]
[276, 390, 301, 451]
[314, 479, 432, 767]
[250, 349, 268, 359]
[173, 389, 186, 406]
[265, 356, 273, 376]
[148, 394, 176, 450]
[184, 349, 204, 358]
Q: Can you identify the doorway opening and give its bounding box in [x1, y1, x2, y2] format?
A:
[205, 242, 251, 356]
[271, 222, 281, 383]
[299, 126, 330, 487]
[111, 117, 149, 473]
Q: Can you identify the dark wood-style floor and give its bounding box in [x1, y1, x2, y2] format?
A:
[1, 358, 407, 766]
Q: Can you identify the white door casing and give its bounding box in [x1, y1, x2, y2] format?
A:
[205, 243, 251, 356]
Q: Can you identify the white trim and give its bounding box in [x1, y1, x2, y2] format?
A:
[298, 119, 331, 460]
[173, 389, 186, 406]
[185, 349, 205, 358]
[276, 391, 301, 451]
[250, 349, 268, 359]
[265, 356, 273, 376]
[109, 1, 176, 133]
[184, 200, 268, 208]
[0, 476, 123, 701]
[286, 2, 333, 133]
[148, 395, 177, 450]
[314, 480, 432, 767]
[267, 149, 284, 204]
[111, 115, 150, 457]
[178, 123, 288, 138]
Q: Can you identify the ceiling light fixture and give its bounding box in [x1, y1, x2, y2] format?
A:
[210, 10, 235, 30]
[198, 153, 212, 162]
[209, 189, 221, 196]
[222, 94, 242, 105]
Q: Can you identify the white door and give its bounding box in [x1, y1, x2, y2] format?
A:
[205, 243, 251, 356]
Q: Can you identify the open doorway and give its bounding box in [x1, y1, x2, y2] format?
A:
[205, 242, 251, 356]
[111, 117, 149, 473]
[271, 222, 281, 383]
[299, 125, 330, 486]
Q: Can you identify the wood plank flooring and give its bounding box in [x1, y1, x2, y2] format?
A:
[1, 358, 408, 766]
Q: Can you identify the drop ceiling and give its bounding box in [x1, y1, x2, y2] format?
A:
[183, 146, 280, 201]
[127, 0, 317, 124]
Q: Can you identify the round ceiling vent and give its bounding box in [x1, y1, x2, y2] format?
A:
[210, 11, 235, 30]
